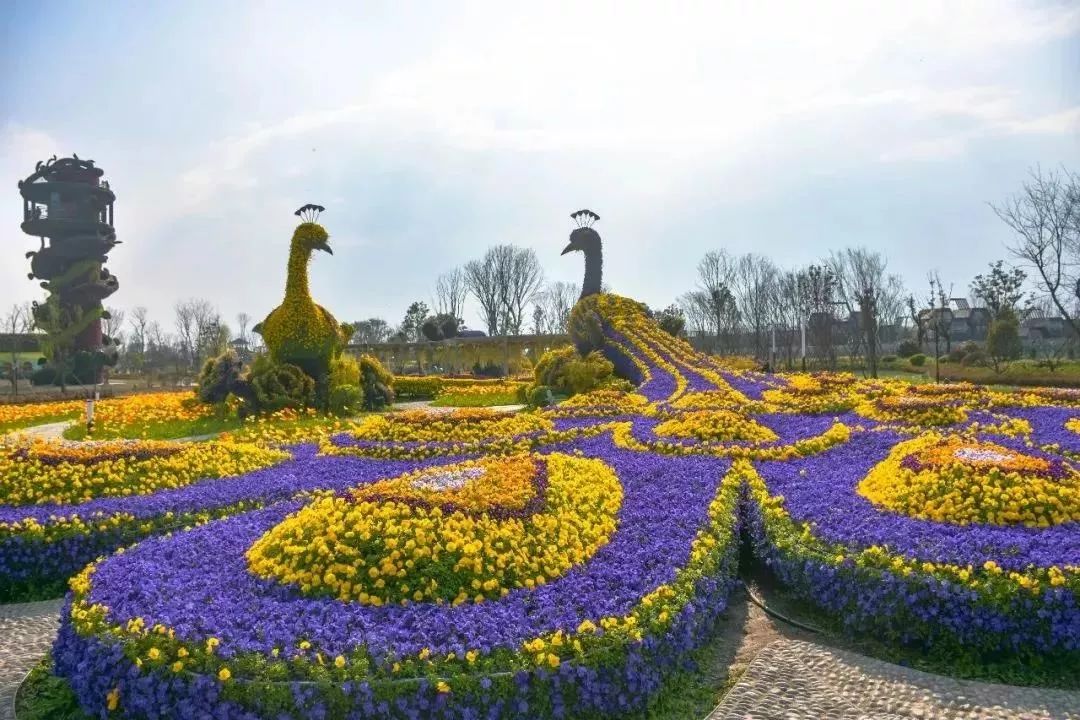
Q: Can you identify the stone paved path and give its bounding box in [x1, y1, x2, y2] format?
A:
[708, 639, 1080, 720]
[392, 401, 526, 414]
[1, 421, 69, 442]
[0, 600, 62, 720]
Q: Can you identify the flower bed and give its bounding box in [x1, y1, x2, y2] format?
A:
[747, 432, 1079, 657]
[43, 291, 1080, 718]
[0, 438, 289, 601]
[55, 437, 743, 719]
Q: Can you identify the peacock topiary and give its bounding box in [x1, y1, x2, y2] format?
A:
[253, 205, 353, 384]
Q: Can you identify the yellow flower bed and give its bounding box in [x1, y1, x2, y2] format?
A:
[654, 410, 778, 444]
[0, 439, 288, 506]
[762, 374, 859, 414]
[218, 408, 356, 447]
[858, 434, 1080, 527]
[856, 394, 968, 426]
[246, 453, 621, 606]
[348, 409, 551, 443]
[0, 398, 84, 433]
[352, 455, 538, 512]
[82, 391, 215, 437]
[668, 391, 745, 412]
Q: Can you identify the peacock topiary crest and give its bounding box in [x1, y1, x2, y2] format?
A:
[253, 204, 353, 383]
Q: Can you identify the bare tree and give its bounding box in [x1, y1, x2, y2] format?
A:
[434, 267, 468, 321]
[798, 264, 838, 369]
[174, 298, 219, 370]
[678, 291, 713, 339]
[829, 247, 905, 370]
[236, 312, 251, 345]
[3, 302, 32, 395]
[128, 307, 150, 373]
[466, 245, 544, 336]
[465, 254, 501, 335]
[695, 250, 740, 352]
[731, 254, 779, 360]
[496, 245, 544, 335]
[532, 280, 579, 335]
[103, 306, 126, 347]
[995, 166, 1080, 336]
[352, 318, 392, 344]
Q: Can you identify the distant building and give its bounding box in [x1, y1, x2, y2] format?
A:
[916, 299, 991, 343]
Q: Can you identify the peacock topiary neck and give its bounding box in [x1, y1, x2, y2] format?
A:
[581, 245, 603, 299]
[284, 244, 313, 300]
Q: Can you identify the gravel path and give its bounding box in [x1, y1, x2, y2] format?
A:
[708, 639, 1080, 720]
[0, 601, 62, 720]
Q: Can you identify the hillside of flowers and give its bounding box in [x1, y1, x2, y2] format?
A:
[4, 293, 1078, 718]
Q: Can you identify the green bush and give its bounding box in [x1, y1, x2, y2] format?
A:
[908, 353, 927, 367]
[988, 309, 1022, 371]
[328, 384, 363, 416]
[197, 350, 245, 404]
[532, 345, 616, 396]
[961, 350, 987, 367]
[896, 340, 920, 358]
[394, 376, 444, 399]
[528, 385, 554, 407]
[358, 354, 395, 410]
[880, 355, 897, 364]
[246, 355, 315, 413]
[29, 367, 79, 387]
[329, 355, 360, 389]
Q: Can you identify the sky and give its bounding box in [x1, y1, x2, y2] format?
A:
[1, 0, 1078, 335]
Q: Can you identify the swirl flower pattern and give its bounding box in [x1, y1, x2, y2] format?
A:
[13, 291, 1072, 718]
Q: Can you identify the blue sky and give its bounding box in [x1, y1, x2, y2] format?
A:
[2, 1, 1078, 333]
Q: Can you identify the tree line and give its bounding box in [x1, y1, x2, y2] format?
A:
[6, 165, 1076, 385]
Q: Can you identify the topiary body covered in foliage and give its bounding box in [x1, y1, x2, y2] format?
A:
[254, 222, 353, 384]
[530, 344, 627, 399]
[196, 350, 244, 404]
[357, 354, 394, 410]
[246, 354, 315, 412]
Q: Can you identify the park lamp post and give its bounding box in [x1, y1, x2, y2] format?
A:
[930, 306, 953, 384]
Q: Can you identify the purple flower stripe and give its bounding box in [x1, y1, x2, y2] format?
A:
[755, 431, 1080, 571]
[83, 436, 731, 662]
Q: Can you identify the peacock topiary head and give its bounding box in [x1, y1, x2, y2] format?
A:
[292, 222, 333, 255]
[560, 226, 601, 257]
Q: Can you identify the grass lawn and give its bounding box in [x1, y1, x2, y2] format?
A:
[0, 410, 82, 436]
[430, 391, 524, 407]
[62, 413, 246, 441]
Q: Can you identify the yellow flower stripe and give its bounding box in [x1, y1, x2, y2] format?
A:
[857, 434, 1080, 527]
[246, 453, 621, 605]
[0, 439, 287, 507]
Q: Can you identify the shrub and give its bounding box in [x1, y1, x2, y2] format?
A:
[528, 385, 554, 407]
[329, 356, 360, 389]
[896, 340, 920, 358]
[908, 353, 927, 367]
[197, 350, 244, 404]
[961, 350, 987, 367]
[988, 309, 1022, 373]
[880, 355, 897, 364]
[946, 347, 967, 363]
[327, 384, 364, 417]
[358, 354, 395, 410]
[246, 356, 315, 413]
[472, 361, 504, 378]
[532, 345, 616, 396]
[30, 367, 79, 387]
[394, 376, 444, 399]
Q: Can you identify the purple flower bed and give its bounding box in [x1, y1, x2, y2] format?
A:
[39, 292, 1080, 717]
[0, 448, 443, 599]
[56, 436, 742, 718]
